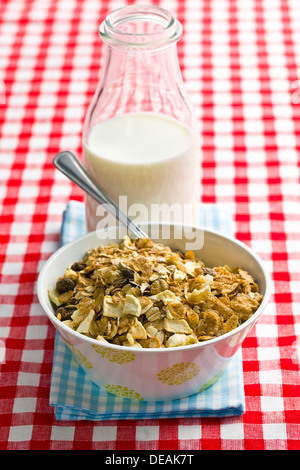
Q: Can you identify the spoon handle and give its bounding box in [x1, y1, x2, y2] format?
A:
[53, 150, 148, 239]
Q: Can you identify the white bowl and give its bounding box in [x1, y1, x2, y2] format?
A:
[37, 223, 271, 401]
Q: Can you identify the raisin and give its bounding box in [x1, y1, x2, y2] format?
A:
[55, 307, 73, 321]
[71, 261, 86, 271]
[56, 278, 75, 294]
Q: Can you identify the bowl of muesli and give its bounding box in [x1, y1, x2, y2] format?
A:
[38, 223, 271, 401]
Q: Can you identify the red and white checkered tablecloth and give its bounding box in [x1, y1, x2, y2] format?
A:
[0, 0, 299, 451]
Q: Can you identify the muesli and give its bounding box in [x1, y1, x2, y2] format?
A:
[48, 236, 263, 348]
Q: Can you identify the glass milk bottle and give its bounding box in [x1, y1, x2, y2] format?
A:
[83, 5, 201, 232]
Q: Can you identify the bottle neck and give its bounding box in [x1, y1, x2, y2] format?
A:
[84, 5, 196, 134]
[101, 42, 183, 92]
[95, 42, 190, 124]
[98, 4, 185, 103]
[99, 5, 182, 51]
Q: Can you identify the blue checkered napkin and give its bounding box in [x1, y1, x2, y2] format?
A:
[50, 201, 244, 420]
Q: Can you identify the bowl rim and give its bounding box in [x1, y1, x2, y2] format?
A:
[37, 223, 272, 353]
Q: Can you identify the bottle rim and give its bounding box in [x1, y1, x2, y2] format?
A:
[99, 4, 182, 50]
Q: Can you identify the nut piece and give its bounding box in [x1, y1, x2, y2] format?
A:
[152, 290, 180, 305]
[48, 287, 62, 306]
[76, 310, 95, 334]
[123, 294, 142, 317]
[163, 318, 193, 334]
[128, 319, 147, 339]
[103, 296, 124, 318]
[166, 333, 198, 348]
[186, 285, 211, 304]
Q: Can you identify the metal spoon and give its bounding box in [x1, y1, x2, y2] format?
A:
[53, 150, 149, 239]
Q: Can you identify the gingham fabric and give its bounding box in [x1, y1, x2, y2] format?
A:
[0, 0, 300, 451]
[51, 201, 244, 421]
